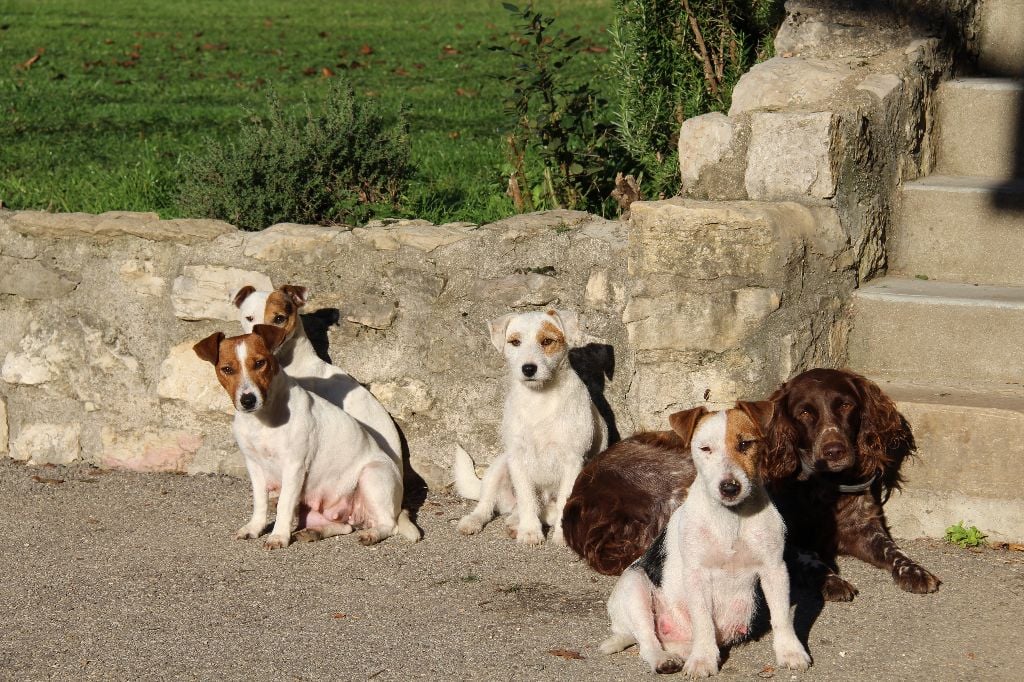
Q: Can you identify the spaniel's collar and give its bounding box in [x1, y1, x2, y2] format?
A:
[799, 458, 877, 493]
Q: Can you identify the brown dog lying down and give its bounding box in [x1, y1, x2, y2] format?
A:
[562, 368, 941, 599]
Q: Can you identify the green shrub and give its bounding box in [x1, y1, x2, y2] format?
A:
[496, 3, 620, 214]
[944, 522, 987, 548]
[179, 83, 412, 231]
[611, 0, 784, 197]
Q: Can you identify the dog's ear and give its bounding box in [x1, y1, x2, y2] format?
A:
[736, 400, 775, 436]
[193, 332, 224, 365]
[547, 309, 581, 345]
[763, 383, 801, 480]
[668, 406, 709, 447]
[252, 324, 288, 352]
[232, 285, 256, 308]
[279, 284, 308, 308]
[487, 313, 515, 352]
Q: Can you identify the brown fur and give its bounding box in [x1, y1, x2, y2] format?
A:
[192, 325, 287, 404]
[537, 320, 566, 356]
[263, 290, 301, 338]
[766, 368, 940, 599]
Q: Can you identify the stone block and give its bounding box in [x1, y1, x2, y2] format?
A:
[745, 112, 836, 200]
[623, 288, 780, 353]
[394, 224, 471, 252]
[369, 378, 437, 420]
[100, 427, 203, 472]
[470, 273, 560, 308]
[118, 259, 166, 297]
[11, 422, 81, 465]
[729, 57, 853, 116]
[171, 265, 273, 321]
[242, 223, 346, 261]
[0, 256, 78, 299]
[0, 397, 7, 455]
[9, 211, 233, 244]
[344, 299, 398, 330]
[678, 112, 735, 188]
[158, 341, 233, 414]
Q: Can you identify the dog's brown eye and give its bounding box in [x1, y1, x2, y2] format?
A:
[738, 439, 754, 452]
[839, 401, 854, 411]
[509, 338, 521, 347]
[540, 338, 554, 347]
[699, 446, 712, 453]
[253, 359, 266, 369]
[220, 365, 234, 375]
[245, 316, 254, 322]
[273, 315, 286, 324]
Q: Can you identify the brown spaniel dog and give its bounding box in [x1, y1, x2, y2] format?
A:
[562, 368, 941, 600]
[766, 368, 940, 600]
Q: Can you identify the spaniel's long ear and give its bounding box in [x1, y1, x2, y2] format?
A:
[193, 332, 224, 365]
[668, 406, 709, 448]
[845, 370, 913, 481]
[763, 383, 800, 480]
[736, 400, 774, 436]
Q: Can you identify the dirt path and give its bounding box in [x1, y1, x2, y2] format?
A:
[1, 459, 1021, 681]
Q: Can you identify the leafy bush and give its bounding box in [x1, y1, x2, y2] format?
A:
[944, 522, 987, 548]
[179, 83, 412, 231]
[611, 0, 784, 197]
[496, 3, 620, 214]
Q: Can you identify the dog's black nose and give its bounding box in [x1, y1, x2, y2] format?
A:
[521, 363, 537, 378]
[719, 479, 741, 498]
[239, 393, 257, 409]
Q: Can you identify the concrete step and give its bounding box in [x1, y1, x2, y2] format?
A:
[848, 276, 1024, 385]
[890, 176, 1024, 286]
[871, 379, 1024, 542]
[935, 79, 1024, 178]
[977, 0, 1024, 77]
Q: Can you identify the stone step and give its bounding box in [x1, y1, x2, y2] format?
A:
[848, 276, 1024, 386]
[977, 0, 1024, 77]
[935, 79, 1024, 178]
[890, 176, 1024, 286]
[871, 379, 1024, 542]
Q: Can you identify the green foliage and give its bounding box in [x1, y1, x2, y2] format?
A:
[179, 83, 411, 230]
[495, 3, 619, 214]
[611, 0, 784, 197]
[944, 521, 987, 548]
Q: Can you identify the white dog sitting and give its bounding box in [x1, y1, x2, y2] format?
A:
[193, 324, 420, 549]
[600, 403, 811, 677]
[454, 309, 607, 546]
[233, 284, 402, 471]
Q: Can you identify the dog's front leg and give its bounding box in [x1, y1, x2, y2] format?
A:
[840, 509, 941, 594]
[759, 561, 811, 671]
[508, 459, 544, 546]
[672, 571, 719, 677]
[265, 460, 306, 550]
[235, 458, 269, 540]
[549, 456, 582, 546]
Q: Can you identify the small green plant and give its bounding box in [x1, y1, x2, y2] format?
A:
[944, 521, 987, 548]
[496, 3, 620, 214]
[179, 82, 412, 230]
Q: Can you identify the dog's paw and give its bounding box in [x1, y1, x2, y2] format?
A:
[263, 534, 290, 550]
[234, 524, 262, 540]
[550, 527, 566, 546]
[894, 563, 941, 594]
[357, 528, 383, 546]
[294, 528, 323, 543]
[516, 527, 545, 546]
[653, 655, 684, 675]
[682, 653, 719, 678]
[505, 523, 518, 539]
[774, 642, 812, 671]
[821, 574, 858, 602]
[457, 515, 484, 536]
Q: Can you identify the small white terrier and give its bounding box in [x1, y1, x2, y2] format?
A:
[454, 309, 607, 546]
[600, 404, 811, 677]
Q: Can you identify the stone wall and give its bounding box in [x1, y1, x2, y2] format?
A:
[0, 210, 630, 488]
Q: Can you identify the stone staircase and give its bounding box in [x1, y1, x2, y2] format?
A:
[847, 0, 1024, 541]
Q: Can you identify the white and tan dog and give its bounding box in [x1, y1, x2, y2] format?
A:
[233, 284, 402, 470]
[600, 404, 810, 677]
[193, 324, 420, 549]
[454, 309, 607, 546]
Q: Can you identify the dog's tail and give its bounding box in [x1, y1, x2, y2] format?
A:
[452, 444, 482, 500]
[396, 509, 421, 542]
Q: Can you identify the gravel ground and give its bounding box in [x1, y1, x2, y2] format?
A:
[1, 458, 1021, 681]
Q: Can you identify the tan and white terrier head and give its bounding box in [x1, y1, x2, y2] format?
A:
[233, 284, 308, 341]
[668, 402, 775, 507]
[193, 325, 289, 413]
[488, 309, 579, 387]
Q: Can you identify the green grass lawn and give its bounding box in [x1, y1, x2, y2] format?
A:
[0, 0, 614, 225]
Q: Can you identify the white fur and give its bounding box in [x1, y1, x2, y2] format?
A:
[600, 411, 811, 676]
[235, 288, 403, 472]
[455, 310, 606, 546]
[230, 340, 419, 549]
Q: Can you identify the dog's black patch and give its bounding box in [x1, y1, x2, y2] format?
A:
[634, 528, 667, 587]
